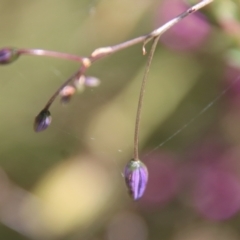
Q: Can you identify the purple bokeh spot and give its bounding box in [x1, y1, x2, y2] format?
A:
[155, 0, 211, 51]
[193, 167, 240, 220]
[141, 152, 180, 207]
[187, 142, 240, 220]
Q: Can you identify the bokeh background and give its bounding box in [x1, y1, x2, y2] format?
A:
[0, 0, 240, 239]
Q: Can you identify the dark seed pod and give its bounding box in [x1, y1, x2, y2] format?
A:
[0, 48, 19, 65]
[34, 109, 52, 132]
[124, 159, 148, 200]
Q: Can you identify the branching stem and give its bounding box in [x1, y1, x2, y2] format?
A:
[17, 48, 84, 63]
[10, 0, 213, 111]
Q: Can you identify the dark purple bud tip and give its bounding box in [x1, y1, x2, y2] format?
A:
[124, 159, 148, 201]
[0, 48, 19, 65]
[34, 109, 52, 132]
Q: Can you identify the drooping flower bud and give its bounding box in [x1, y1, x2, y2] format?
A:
[34, 109, 52, 132]
[59, 85, 76, 104]
[0, 48, 19, 65]
[74, 75, 101, 91]
[124, 159, 148, 200]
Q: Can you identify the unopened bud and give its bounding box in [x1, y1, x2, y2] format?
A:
[34, 109, 51, 132]
[84, 76, 100, 87]
[74, 75, 85, 92]
[60, 85, 76, 104]
[0, 48, 19, 65]
[124, 159, 148, 200]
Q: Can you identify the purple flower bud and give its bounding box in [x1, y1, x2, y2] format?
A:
[74, 75, 101, 91]
[0, 48, 19, 65]
[74, 76, 85, 92]
[124, 159, 148, 200]
[84, 76, 101, 87]
[60, 85, 76, 104]
[34, 109, 52, 132]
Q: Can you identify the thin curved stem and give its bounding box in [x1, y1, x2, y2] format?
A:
[133, 36, 160, 161]
[17, 48, 84, 63]
[43, 66, 87, 110]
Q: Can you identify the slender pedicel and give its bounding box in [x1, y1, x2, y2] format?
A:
[133, 36, 160, 161]
[44, 68, 84, 110]
[17, 48, 84, 63]
[123, 36, 160, 200]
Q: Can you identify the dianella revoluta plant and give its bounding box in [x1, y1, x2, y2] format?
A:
[0, 0, 214, 200]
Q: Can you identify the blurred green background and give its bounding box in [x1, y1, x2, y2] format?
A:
[0, 0, 240, 239]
